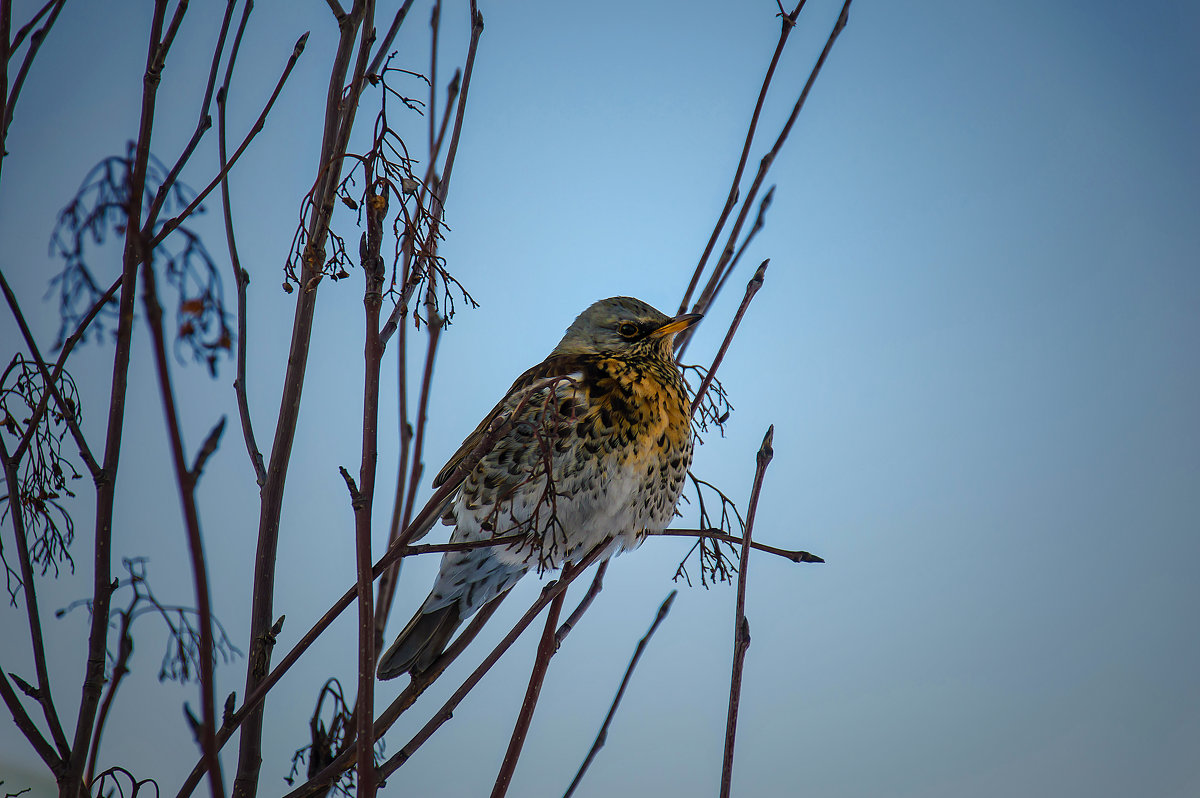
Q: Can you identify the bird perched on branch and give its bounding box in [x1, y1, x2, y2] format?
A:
[377, 296, 701, 680]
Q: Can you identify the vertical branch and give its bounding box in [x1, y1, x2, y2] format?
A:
[216, 0, 267, 488]
[66, 4, 171, 794]
[719, 425, 774, 798]
[372, 314, 410, 645]
[84, 594, 137, 786]
[490, 586, 568, 798]
[351, 182, 390, 798]
[140, 261, 226, 798]
[234, 4, 374, 795]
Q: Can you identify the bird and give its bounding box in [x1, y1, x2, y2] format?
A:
[377, 296, 702, 680]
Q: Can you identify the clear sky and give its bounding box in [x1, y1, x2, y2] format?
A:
[2, 1, 1198, 796]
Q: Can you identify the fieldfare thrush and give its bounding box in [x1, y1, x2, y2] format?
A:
[377, 296, 701, 680]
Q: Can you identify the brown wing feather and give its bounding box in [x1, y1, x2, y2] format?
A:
[431, 354, 587, 488]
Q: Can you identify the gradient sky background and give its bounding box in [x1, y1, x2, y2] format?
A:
[2, 1, 1198, 796]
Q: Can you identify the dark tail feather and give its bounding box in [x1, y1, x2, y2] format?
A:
[376, 603, 461, 680]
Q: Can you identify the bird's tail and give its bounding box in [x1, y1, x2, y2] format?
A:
[376, 602, 462, 680]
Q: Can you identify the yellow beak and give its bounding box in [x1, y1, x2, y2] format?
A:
[650, 312, 703, 339]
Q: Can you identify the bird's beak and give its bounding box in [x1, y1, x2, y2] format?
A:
[650, 312, 703, 339]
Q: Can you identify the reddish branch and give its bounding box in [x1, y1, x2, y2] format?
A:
[562, 590, 677, 798]
[348, 183, 390, 798]
[231, 6, 366, 796]
[216, 0, 268, 488]
[682, 0, 854, 357]
[375, 542, 610, 783]
[140, 260, 226, 798]
[0, 437, 69, 766]
[689, 260, 767, 417]
[64, 4, 172, 794]
[490, 586, 568, 798]
[720, 426, 774, 798]
[676, 0, 806, 317]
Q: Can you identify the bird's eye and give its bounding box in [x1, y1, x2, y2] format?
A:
[617, 322, 639, 338]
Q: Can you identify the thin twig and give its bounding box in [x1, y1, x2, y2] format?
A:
[351, 181, 389, 798]
[230, 15, 343, 798]
[0, 437, 70, 759]
[140, 0, 239, 230]
[676, 0, 805, 316]
[0, 667, 61, 774]
[491, 585, 568, 798]
[689, 260, 767, 417]
[554, 560, 608, 648]
[140, 259, 225, 798]
[151, 29, 308, 250]
[216, 0, 267, 487]
[1, 0, 65, 154]
[563, 591, 677, 798]
[282, 592, 511, 798]
[0, 270, 100, 476]
[366, 0, 417, 78]
[375, 541, 610, 782]
[66, 4, 171, 788]
[680, 0, 853, 355]
[651, 528, 823, 564]
[720, 426, 774, 798]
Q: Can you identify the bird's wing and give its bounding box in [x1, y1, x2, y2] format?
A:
[431, 353, 587, 489]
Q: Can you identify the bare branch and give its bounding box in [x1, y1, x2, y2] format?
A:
[720, 426, 775, 797]
[563, 590, 677, 798]
[491, 585, 567, 798]
[0, 667, 62, 775]
[375, 540, 610, 782]
[190, 416, 227, 480]
[688, 260, 767, 417]
[682, 0, 854, 349]
[66, 4, 173, 787]
[140, 259, 225, 798]
[0, 269, 100, 476]
[652, 528, 823, 565]
[554, 560, 608, 648]
[676, 0, 805, 315]
[151, 29, 309, 250]
[215, 0, 268, 487]
[0, 437, 70, 759]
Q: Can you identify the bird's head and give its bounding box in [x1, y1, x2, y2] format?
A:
[550, 296, 702, 360]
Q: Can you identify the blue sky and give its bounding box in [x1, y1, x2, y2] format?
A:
[2, 1, 1198, 796]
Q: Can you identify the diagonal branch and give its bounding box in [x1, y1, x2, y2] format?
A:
[0, 665, 62, 775]
[563, 590, 677, 798]
[375, 540, 610, 782]
[0, 437, 70, 760]
[0, 270, 100, 477]
[676, 0, 806, 316]
[490, 584, 568, 798]
[688, 260, 767, 418]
